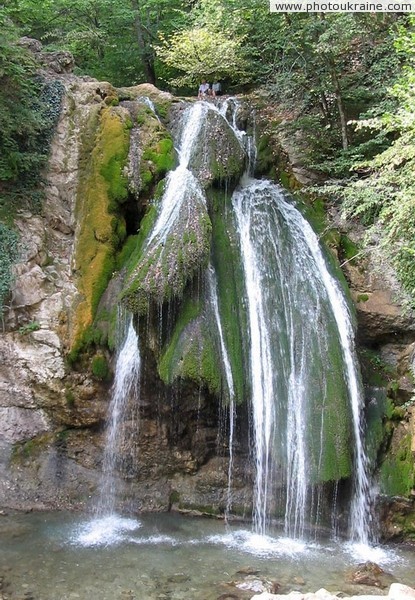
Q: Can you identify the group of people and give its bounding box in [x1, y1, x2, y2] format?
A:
[197, 79, 222, 99]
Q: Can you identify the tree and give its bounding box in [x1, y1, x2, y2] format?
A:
[156, 26, 249, 87]
[4, 0, 191, 86]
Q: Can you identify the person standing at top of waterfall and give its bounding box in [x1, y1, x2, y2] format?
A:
[198, 79, 210, 98]
[212, 81, 222, 97]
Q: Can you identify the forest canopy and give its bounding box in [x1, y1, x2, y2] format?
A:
[0, 1, 415, 305]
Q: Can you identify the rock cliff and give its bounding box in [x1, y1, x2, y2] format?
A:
[0, 42, 414, 539]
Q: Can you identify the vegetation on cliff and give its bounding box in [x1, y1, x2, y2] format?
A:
[70, 105, 131, 359]
[1, 0, 415, 507]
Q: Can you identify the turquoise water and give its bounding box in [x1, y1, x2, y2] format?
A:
[0, 512, 414, 600]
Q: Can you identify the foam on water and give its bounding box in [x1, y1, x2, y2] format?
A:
[72, 515, 141, 547]
[343, 541, 400, 566]
[207, 530, 314, 557]
[128, 534, 178, 546]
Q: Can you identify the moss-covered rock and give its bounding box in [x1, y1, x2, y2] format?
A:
[117, 83, 173, 121]
[70, 105, 131, 359]
[91, 352, 110, 380]
[158, 298, 222, 396]
[209, 189, 247, 405]
[121, 172, 212, 314]
[134, 105, 175, 196]
[379, 424, 415, 497]
[187, 108, 246, 187]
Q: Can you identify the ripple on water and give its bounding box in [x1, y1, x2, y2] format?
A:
[71, 515, 141, 547]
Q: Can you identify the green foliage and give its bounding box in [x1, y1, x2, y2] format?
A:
[0, 12, 64, 215]
[156, 26, 249, 88]
[18, 321, 41, 335]
[5, 0, 191, 87]
[0, 224, 19, 316]
[311, 17, 415, 307]
[91, 353, 110, 380]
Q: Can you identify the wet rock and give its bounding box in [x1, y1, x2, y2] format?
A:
[167, 574, 190, 584]
[346, 561, 391, 589]
[236, 579, 267, 593]
[188, 106, 246, 187]
[378, 496, 415, 541]
[237, 568, 261, 576]
[291, 578, 305, 587]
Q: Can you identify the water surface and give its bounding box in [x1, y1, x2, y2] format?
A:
[0, 512, 414, 600]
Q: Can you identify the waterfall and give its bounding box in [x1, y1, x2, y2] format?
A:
[146, 103, 208, 246]
[95, 313, 141, 517]
[115, 97, 373, 546]
[233, 178, 371, 542]
[207, 265, 236, 520]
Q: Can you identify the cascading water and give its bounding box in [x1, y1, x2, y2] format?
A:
[232, 178, 372, 543]
[75, 313, 142, 546]
[207, 265, 236, 520]
[80, 97, 373, 549]
[95, 313, 141, 517]
[146, 102, 208, 246]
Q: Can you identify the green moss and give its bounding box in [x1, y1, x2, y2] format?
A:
[359, 347, 394, 387]
[306, 317, 353, 483]
[136, 106, 175, 195]
[90, 305, 119, 351]
[11, 434, 50, 463]
[209, 189, 247, 404]
[365, 389, 388, 466]
[357, 293, 369, 302]
[380, 434, 415, 497]
[142, 137, 175, 176]
[340, 234, 360, 264]
[91, 353, 110, 380]
[210, 151, 243, 184]
[179, 333, 222, 395]
[18, 321, 40, 335]
[122, 197, 212, 315]
[158, 298, 202, 383]
[70, 106, 131, 357]
[279, 170, 300, 191]
[255, 134, 275, 176]
[65, 388, 76, 408]
[169, 490, 180, 505]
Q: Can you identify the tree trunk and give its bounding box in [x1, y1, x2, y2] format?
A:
[331, 69, 349, 150]
[319, 91, 329, 122]
[131, 0, 156, 85]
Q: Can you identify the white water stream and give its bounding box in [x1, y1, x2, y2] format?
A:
[96, 315, 141, 517]
[207, 265, 236, 520]
[233, 178, 372, 544]
[146, 102, 208, 246]
[89, 98, 373, 549]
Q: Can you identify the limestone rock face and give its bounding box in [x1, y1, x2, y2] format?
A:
[0, 67, 250, 512]
[1, 48, 415, 532]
